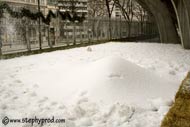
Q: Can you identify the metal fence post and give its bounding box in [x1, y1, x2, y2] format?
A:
[26, 25, 31, 51]
[37, 0, 42, 50]
[87, 20, 91, 44]
[47, 25, 52, 48]
[0, 49, 2, 57]
[0, 23, 2, 56]
[0, 41, 2, 56]
[120, 17, 122, 39]
[73, 22, 76, 45]
[66, 22, 69, 46]
[96, 19, 98, 41]
[80, 23, 83, 44]
[108, 18, 112, 40]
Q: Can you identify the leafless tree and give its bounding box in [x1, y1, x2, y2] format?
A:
[88, 0, 107, 18]
[88, 0, 116, 18]
[113, 0, 150, 37]
[133, 2, 147, 34]
[113, 0, 135, 37]
[104, 0, 116, 18]
[104, 0, 116, 39]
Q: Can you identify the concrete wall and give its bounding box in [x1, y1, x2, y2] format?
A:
[137, 0, 179, 44]
[137, 0, 190, 49]
[175, 0, 190, 49]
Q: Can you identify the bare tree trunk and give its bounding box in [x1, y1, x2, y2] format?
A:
[105, 0, 112, 40]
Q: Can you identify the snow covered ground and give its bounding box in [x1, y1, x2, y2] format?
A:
[0, 42, 190, 127]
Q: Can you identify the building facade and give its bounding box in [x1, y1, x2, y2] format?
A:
[0, 0, 47, 13]
[57, 0, 87, 16]
[54, 0, 88, 43]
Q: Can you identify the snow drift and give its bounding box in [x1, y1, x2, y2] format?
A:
[65, 56, 178, 105]
[19, 56, 178, 106]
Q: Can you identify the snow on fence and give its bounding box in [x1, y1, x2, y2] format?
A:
[0, 17, 158, 54]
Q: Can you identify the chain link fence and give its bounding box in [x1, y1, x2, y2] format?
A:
[0, 16, 158, 55]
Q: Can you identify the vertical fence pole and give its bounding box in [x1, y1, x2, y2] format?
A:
[108, 18, 111, 40]
[47, 25, 52, 48]
[66, 22, 69, 46]
[0, 20, 2, 56]
[73, 22, 76, 45]
[120, 17, 122, 39]
[80, 23, 83, 44]
[26, 25, 31, 51]
[107, 19, 109, 40]
[0, 40, 2, 56]
[0, 49, 2, 57]
[83, 21, 87, 43]
[37, 0, 42, 50]
[96, 20, 99, 42]
[117, 18, 119, 39]
[138, 22, 140, 37]
[87, 20, 90, 44]
[87, 28, 90, 44]
[92, 18, 95, 42]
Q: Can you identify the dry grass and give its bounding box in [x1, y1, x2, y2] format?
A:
[161, 72, 190, 127]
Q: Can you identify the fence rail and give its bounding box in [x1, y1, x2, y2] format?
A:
[0, 16, 158, 55]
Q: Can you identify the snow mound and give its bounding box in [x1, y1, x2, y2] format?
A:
[65, 56, 177, 105]
[16, 55, 178, 106]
